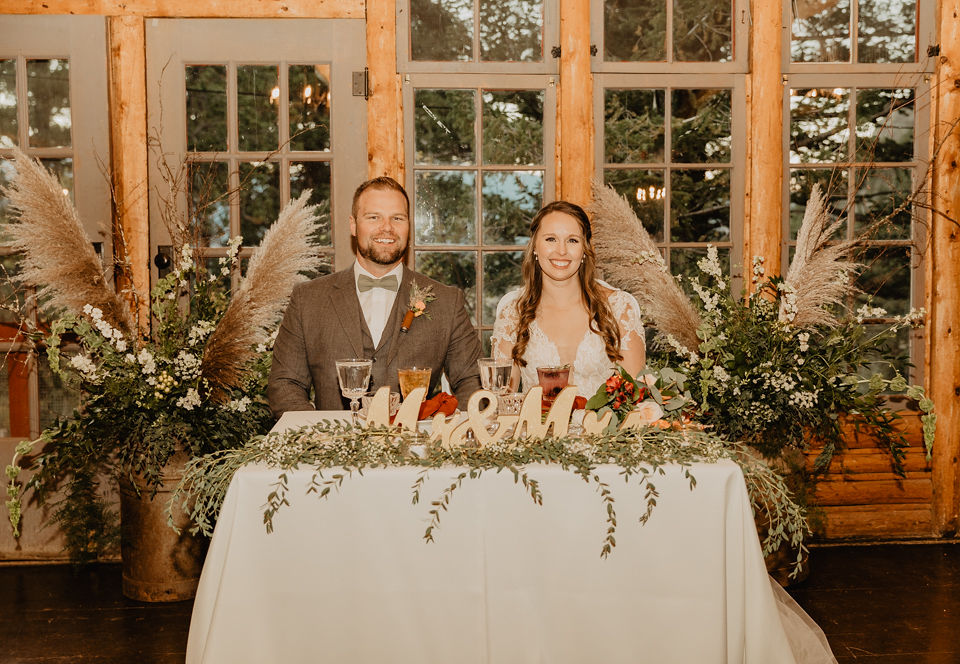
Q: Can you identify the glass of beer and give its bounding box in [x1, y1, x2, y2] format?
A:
[398, 367, 432, 400]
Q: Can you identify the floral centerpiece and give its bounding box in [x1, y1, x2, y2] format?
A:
[3, 147, 324, 561]
[584, 365, 695, 429]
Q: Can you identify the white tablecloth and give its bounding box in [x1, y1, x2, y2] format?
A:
[186, 412, 804, 664]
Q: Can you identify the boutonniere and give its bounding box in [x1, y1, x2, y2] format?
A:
[400, 281, 436, 333]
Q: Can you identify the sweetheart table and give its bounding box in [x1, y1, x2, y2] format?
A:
[185, 410, 803, 663]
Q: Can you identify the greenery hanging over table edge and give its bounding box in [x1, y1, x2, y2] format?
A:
[168, 419, 811, 578]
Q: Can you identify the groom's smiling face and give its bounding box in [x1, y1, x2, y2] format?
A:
[350, 187, 410, 274]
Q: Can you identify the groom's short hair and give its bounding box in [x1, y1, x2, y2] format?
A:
[351, 176, 410, 218]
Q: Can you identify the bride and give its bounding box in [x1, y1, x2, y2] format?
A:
[491, 200, 645, 395]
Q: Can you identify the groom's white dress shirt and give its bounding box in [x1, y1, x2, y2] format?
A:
[354, 261, 403, 347]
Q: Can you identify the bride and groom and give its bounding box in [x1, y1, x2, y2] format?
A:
[268, 177, 645, 415]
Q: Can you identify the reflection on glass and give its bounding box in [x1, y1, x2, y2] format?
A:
[855, 88, 914, 163]
[674, 0, 732, 62]
[483, 89, 543, 165]
[859, 0, 916, 63]
[189, 161, 230, 247]
[411, 0, 474, 61]
[671, 169, 730, 243]
[0, 60, 16, 149]
[792, 0, 851, 62]
[239, 161, 279, 246]
[237, 65, 279, 152]
[289, 64, 331, 152]
[604, 168, 665, 242]
[789, 168, 849, 240]
[186, 65, 227, 152]
[604, 89, 666, 164]
[790, 88, 850, 163]
[854, 168, 912, 240]
[670, 246, 730, 294]
[415, 89, 476, 165]
[855, 246, 911, 316]
[860, 323, 910, 380]
[416, 250, 477, 322]
[482, 171, 541, 244]
[27, 59, 71, 148]
[38, 352, 79, 429]
[415, 170, 476, 244]
[604, 0, 666, 61]
[480, 0, 543, 62]
[290, 160, 333, 246]
[482, 251, 523, 325]
[40, 158, 73, 203]
[671, 89, 731, 163]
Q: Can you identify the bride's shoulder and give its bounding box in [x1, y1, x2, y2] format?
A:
[597, 280, 639, 308]
[495, 287, 524, 312]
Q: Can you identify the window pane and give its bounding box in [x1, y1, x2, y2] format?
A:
[673, 0, 732, 62]
[0, 254, 23, 324]
[40, 158, 73, 204]
[855, 88, 914, 163]
[481, 170, 540, 244]
[854, 168, 912, 240]
[861, 323, 910, 380]
[415, 89, 476, 165]
[671, 168, 730, 242]
[671, 89, 731, 163]
[237, 65, 279, 152]
[415, 250, 477, 322]
[27, 59, 71, 148]
[788, 168, 849, 240]
[480, 0, 543, 62]
[415, 170, 476, 244]
[186, 65, 227, 152]
[189, 161, 230, 248]
[482, 250, 523, 325]
[671, 246, 730, 290]
[603, 168, 665, 242]
[290, 160, 333, 247]
[0, 158, 15, 236]
[0, 353, 28, 437]
[858, 0, 916, 63]
[604, 0, 666, 61]
[482, 89, 543, 165]
[792, 0, 851, 62]
[411, 0, 474, 62]
[856, 246, 911, 315]
[38, 354, 79, 429]
[790, 88, 850, 163]
[605, 89, 666, 164]
[0, 59, 16, 149]
[289, 64, 331, 152]
[239, 161, 279, 245]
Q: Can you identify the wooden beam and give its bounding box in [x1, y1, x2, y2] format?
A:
[744, 0, 783, 276]
[107, 16, 150, 331]
[366, 0, 402, 180]
[929, 0, 960, 537]
[0, 0, 362, 18]
[557, 0, 592, 207]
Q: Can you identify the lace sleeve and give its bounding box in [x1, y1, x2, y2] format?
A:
[609, 289, 645, 352]
[491, 289, 522, 364]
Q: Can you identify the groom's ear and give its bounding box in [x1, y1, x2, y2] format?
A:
[349, 215, 357, 237]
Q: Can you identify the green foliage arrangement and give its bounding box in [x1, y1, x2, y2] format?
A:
[171, 419, 810, 577]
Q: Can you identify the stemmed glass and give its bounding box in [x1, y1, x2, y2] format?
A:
[477, 358, 512, 395]
[335, 359, 373, 425]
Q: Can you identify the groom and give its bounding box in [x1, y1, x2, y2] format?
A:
[268, 176, 482, 415]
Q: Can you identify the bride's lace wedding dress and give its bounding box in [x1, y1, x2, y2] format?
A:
[490, 284, 645, 396]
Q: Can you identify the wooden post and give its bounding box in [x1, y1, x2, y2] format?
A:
[557, 0, 592, 207]
[745, 0, 783, 276]
[928, 0, 960, 536]
[107, 15, 151, 331]
[366, 0, 403, 180]
[0, 0, 363, 17]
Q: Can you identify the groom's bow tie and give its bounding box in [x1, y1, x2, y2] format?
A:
[357, 273, 399, 292]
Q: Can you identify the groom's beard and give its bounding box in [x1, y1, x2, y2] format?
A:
[357, 235, 407, 266]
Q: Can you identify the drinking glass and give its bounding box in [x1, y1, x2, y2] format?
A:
[335, 358, 373, 424]
[537, 365, 570, 409]
[477, 358, 513, 395]
[398, 367, 432, 400]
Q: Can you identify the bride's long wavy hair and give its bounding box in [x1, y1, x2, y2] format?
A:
[512, 201, 622, 368]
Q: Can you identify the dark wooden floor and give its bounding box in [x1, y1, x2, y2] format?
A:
[0, 542, 957, 663]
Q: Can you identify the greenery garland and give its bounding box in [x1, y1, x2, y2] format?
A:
[171, 420, 811, 577]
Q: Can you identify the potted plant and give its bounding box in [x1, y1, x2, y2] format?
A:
[3, 147, 323, 600]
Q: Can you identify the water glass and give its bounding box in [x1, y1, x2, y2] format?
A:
[335, 358, 373, 424]
[478, 358, 512, 395]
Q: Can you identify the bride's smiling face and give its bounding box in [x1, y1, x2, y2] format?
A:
[534, 211, 585, 283]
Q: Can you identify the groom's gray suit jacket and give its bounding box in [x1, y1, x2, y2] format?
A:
[267, 265, 482, 415]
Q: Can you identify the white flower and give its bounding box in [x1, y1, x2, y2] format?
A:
[137, 349, 156, 375]
[176, 388, 202, 411]
[124, 353, 136, 363]
[69, 354, 98, 379]
[174, 350, 202, 380]
[226, 396, 251, 413]
[697, 245, 723, 280]
[115, 339, 128, 352]
[797, 332, 810, 353]
[712, 365, 731, 383]
[631, 400, 664, 425]
[188, 320, 216, 346]
[855, 304, 887, 323]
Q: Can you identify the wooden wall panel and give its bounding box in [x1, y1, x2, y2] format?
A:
[0, 0, 362, 18]
[557, 0, 591, 206]
[366, 0, 403, 180]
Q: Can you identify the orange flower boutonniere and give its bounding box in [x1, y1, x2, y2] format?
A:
[400, 281, 436, 333]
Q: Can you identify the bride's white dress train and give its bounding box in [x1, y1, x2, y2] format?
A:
[491, 283, 838, 664]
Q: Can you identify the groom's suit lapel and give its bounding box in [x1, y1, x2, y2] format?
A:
[382, 267, 414, 367]
[330, 269, 369, 359]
